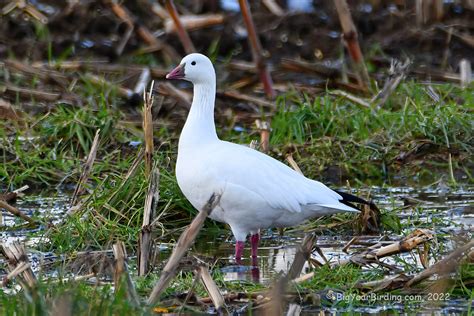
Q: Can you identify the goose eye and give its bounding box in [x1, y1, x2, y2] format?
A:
[191, 61, 196, 66]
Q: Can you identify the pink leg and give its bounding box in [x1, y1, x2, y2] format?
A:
[235, 241, 245, 264]
[250, 233, 260, 258]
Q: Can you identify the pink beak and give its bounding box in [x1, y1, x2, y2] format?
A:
[166, 63, 185, 80]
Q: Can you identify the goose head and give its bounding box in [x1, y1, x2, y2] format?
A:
[166, 53, 216, 84]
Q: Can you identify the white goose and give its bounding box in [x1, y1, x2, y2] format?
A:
[167, 53, 375, 264]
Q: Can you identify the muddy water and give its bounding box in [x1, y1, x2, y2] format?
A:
[1, 185, 473, 313]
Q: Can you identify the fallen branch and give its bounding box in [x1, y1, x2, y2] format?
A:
[147, 193, 221, 305]
[329, 90, 371, 108]
[0, 200, 36, 225]
[1, 241, 37, 289]
[0, 185, 28, 203]
[337, 229, 434, 266]
[294, 229, 434, 282]
[164, 14, 224, 33]
[1, 84, 61, 102]
[406, 239, 474, 288]
[197, 265, 225, 312]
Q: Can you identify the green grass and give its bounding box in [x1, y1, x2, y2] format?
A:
[0, 281, 153, 315]
[268, 81, 473, 183]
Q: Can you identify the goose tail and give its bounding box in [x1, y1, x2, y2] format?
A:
[333, 190, 379, 212]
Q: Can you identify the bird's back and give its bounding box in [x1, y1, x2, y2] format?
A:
[177, 140, 355, 216]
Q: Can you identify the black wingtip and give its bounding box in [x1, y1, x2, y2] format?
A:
[334, 189, 379, 212]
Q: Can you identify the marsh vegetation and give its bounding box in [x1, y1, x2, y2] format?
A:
[0, 0, 473, 314]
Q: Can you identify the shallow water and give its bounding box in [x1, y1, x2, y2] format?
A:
[183, 185, 473, 283]
[1, 185, 473, 313]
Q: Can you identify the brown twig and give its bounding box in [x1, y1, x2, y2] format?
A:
[287, 233, 316, 280]
[138, 167, 160, 276]
[4, 59, 68, 88]
[355, 274, 412, 292]
[371, 59, 411, 108]
[0, 200, 36, 225]
[285, 154, 303, 175]
[0, 98, 22, 121]
[1, 241, 37, 289]
[70, 129, 100, 208]
[1, 84, 61, 102]
[329, 90, 371, 108]
[115, 24, 134, 57]
[197, 265, 225, 311]
[294, 229, 434, 282]
[337, 229, 433, 266]
[0, 185, 29, 203]
[261, 276, 286, 315]
[83, 74, 136, 100]
[142, 82, 155, 177]
[104, 0, 177, 62]
[113, 241, 140, 306]
[255, 120, 271, 153]
[147, 193, 221, 305]
[219, 90, 274, 108]
[158, 82, 192, 108]
[164, 0, 196, 54]
[406, 239, 474, 288]
[238, 0, 275, 98]
[164, 14, 224, 34]
[261, 233, 317, 314]
[262, 0, 284, 16]
[38, 60, 169, 79]
[334, 0, 370, 90]
[178, 269, 203, 312]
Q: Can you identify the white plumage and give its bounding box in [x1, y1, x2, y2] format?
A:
[166, 53, 359, 263]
